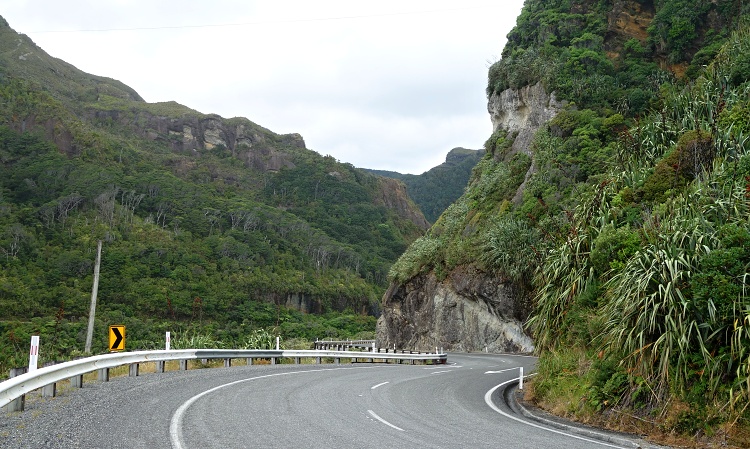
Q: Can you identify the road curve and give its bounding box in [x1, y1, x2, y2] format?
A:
[0, 353, 634, 448]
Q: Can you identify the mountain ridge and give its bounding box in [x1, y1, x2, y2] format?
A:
[367, 146, 484, 223]
[0, 14, 434, 370]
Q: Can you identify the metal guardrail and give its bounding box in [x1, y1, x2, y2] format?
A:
[313, 339, 376, 349]
[0, 348, 447, 412]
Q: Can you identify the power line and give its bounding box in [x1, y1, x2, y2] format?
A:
[27, 4, 500, 34]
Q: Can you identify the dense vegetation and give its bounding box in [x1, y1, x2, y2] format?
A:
[0, 18, 424, 376]
[390, 0, 750, 444]
[369, 147, 485, 223]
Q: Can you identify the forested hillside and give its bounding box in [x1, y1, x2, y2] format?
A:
[388, 0, 750, 445]
[0, 16, 428, 374]
[369, 147, 484, 223]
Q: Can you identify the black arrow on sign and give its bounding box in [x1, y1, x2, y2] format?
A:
[111, 327, 123, 350]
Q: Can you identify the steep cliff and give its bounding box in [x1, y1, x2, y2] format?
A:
[382, 0, 750, 443]
[373, 177, 430, 230]
[379, 0, 745, 355]
[376, 81, 560, 353]
[86, 104, 300, 171]
[487, 82, 564, 204]
[377, 265, 533, 352]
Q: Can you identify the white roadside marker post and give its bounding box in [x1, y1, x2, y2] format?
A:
[29, 336, 39, 372]
[519, 366, 524, 390]
[166, 331, 171, 350]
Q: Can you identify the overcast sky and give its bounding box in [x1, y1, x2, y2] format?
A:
[3, 1, 524, 174]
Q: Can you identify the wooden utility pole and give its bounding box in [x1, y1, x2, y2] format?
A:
[84, 240, 102, 353]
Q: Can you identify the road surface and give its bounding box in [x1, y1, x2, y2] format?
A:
[0, 353, 637, 448]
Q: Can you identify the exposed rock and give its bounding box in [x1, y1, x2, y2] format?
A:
[488, 82, 564, 205]
[379, 83, 561, 354]
[201, 118, 227, 149]
[280, 133, 306, 149]
[7, 114, 77, 156]
[373, 177, 430, 231]
[86, 108, 297, 171]
[377, 266, 534, 352]
[241, 146, 296, 172]
[284, 293, 322, 314]
[605, 0, 655, 60]
[488, 81, 564, 159]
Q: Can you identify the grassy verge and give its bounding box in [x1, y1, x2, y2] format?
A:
[526, 349, 750, 448]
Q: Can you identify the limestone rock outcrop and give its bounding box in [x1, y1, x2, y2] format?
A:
[377, 266, 534, 353]
[488, 81, 564, 158]
[88, 108, 299, 172]
[378, 83, 563, 354]
[489, 82, 564, 204]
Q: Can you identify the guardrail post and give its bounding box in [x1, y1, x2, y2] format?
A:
[334, 357, 340, 365]
[70, 374, 83, 388]
[247, 358, 253, 366]
[129, 363, 139, 377]
[180, 360, 188, 370]
[316, 356, 321, 364]
[98, 368, 110, 382]
[294, 357, 300, 364]
[156, 361, 165, 373]
[271, 357, 276, 365]
[41, 381, 56, 398]
[4, 368, 27, 412]
[224, 358, 231, 368]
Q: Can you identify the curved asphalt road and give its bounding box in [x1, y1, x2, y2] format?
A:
[0, 353, 633, 448]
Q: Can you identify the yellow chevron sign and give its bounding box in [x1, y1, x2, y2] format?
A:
[109, 325, 125, 351]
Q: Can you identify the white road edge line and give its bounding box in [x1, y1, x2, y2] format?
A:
[430, 370, 451, 375]
[484, 378, 629, 449]
[371, 381, 389, 390]
[484, 367, 520, 374]
[170, 366, 391, 449]
[368, 409, 405, 431]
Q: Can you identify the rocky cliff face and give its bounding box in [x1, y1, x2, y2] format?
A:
[377, 83, 563, 353]
[377, 265, 534, 352]
[489, 81, 564, 204]
[88, 108, 302, 172]
[488, 81, 564, 158]
[374, 177, 430, 231]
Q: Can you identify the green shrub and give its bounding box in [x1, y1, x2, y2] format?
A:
[590, 224, 641, 276]
[587, 356, 629, 411]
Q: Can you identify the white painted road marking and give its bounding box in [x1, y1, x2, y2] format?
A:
[170, 366, 393, 449]
[484, 377, 628, 448]
[485, 367, 521, 374]
[371, 381, 389, 390]
[368, 409, 404, 431]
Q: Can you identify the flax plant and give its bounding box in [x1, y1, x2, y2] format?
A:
[600, 224, 713, 398]
[529, 231, 594, 350]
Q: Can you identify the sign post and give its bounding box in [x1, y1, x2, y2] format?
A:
[109, 325, 125, 351]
